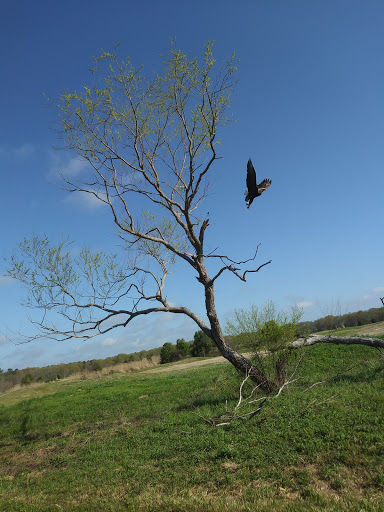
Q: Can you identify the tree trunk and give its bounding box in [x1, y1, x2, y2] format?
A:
[292, 334, 384, 349]
[202, 275, 276, 393]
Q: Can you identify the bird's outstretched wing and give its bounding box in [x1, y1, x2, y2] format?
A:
[245, 159, 271, 208]
[257, 178, 272, 192]
[246, 159, 257, 197]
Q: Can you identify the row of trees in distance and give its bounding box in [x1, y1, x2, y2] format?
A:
[0, 330, 219, 392]
[0, 347, 160, 393]
[303, 306, 384, 333]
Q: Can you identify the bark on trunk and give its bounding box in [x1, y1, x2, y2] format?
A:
[291, 334, 384, 349]
[201, 266, 276, 393]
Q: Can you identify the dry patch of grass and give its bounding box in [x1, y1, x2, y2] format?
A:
[60, 356, 161, 383]
[0, 444, 57, 477]
[316, 321, 384, 337]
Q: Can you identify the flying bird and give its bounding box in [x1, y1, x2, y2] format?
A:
[245, 159, 272, 209]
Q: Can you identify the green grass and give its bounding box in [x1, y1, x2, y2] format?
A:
[315, 320, 384, 338]
[1, 344, 384, 511]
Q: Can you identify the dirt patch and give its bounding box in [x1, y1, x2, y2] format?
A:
[0, 444, 57, 477]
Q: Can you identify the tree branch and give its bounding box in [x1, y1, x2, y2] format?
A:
[291, 334, 384, 350]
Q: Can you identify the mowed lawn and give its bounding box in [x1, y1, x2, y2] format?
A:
[1, 343, 384, 511]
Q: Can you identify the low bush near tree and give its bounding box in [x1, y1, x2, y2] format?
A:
[226, 301, 305, 390]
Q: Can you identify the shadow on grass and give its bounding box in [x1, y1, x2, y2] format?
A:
[175, 394, 234, 412]
[330, 363, 384, 384]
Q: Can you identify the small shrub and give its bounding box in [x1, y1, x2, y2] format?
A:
[226, 301, 305, 390]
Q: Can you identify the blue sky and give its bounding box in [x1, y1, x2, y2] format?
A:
[1, 0, 383, 371]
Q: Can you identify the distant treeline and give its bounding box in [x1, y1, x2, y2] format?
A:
[0, 330, 226, 393]
[0, 348, 161, 393]
[1, 306, 383, 393]
[302, 306, 384, 333]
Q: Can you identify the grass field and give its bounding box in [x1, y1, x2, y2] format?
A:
[1, 342, 384, 511]
[315, 320, 384, 338]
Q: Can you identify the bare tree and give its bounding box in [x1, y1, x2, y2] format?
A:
[9, 43, 382, 393]
[7, 43, 274, 391]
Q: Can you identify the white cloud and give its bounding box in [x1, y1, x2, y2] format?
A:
[65, 158, 89, 177]
[297, 301, 314, 309]
[0, 143, 36, 159]
[285, 295, 316, 309]
[101, 337, 119, 346]
[326, 288, 384, 320]
[47, 153, 112, 211]
[62, 190, 108, 210]
[47, 153, 90, 179]
[361, 286, 384, 303]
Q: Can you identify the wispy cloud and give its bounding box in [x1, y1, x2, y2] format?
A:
[325, 288, 384, 319]
[285, 295, 316, 310]
[297, 301, 314, 309]
[62, 190, 108, 211]
[0, 275, 15, 287]
[0, 143, 36, 160]
[47, 152, 112, 211]
[361, 286, 384, 302]
[47, 153, 90, 180]
[101, 337, 119, 347]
